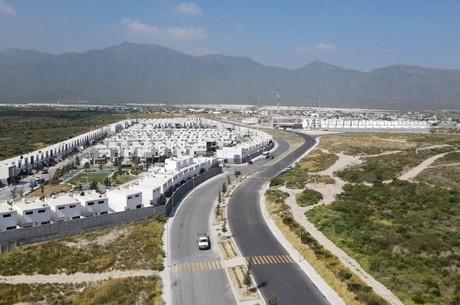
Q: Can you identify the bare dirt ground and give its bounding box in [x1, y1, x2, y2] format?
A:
[279, 145, 453, 305]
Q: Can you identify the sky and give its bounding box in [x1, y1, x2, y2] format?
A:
[0, 0, 460, 71]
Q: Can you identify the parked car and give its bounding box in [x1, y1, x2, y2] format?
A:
[248, 160, 253, 165]
[235, 170, 242, 176]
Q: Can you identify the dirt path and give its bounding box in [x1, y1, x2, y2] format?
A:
[279, 147, 452, 305]
[398, 151, 453, 181]
[0, 269, 159, 284]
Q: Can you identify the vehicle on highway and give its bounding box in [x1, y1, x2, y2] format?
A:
[196, 232, 210, 250]
[265, 155, 274, 159]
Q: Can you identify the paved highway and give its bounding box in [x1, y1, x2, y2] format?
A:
[168, 174, 236, 305]
[228, 132, 331, 305]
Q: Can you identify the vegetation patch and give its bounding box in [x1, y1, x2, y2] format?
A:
[416, 165, 460, 193]
[336, 149, 439, 183]
[295, 188, 323, 207]
[68, 172, 110, 185]
[317, 133, 460, 156]
[298, 148, 339, 172]
[265, 188, 387, 305]
[431, 151, 460, 165]
[0, 216, 166, 276]
[0, 276, 162, 305]
[307, 181, 460, 305]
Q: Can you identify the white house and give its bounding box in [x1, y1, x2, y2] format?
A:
[0, 203, 17, 231]
[45, 195, 82, 222]
[12, 199, 51, 228]
[74, 191, 109, 217]
[106, 188, 143, 212]
[129, 180, 163, 207]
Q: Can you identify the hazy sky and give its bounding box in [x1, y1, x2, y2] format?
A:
[1, 0, 459, 71]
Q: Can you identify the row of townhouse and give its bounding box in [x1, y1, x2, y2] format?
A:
[0, 120, 133, 185]
[0, 155, 215, 231]
[302, 118, 430, 129]
[215, 127, 273, 164]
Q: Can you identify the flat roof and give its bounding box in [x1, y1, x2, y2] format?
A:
[45, 195, 80, 207]
[13, 199, 48, 210]
[0, 203, 16, 214]
[107, 188, 142, 196]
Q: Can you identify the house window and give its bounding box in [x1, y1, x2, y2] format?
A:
[135, 194, 140, 198]
[127, 196, 132, 199]
[136, 204, 142, 209]
[3, 214, 11, 218]
[58, 206, 65, 210]
[98, 201, 104, 204]
[25, 211, 33, 215]
[88, 202, 94, 206]
[69, 205, 76, 208]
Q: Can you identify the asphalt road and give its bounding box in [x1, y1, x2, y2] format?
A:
[169, 174, 236, 305]
[228, 132, 331, 305]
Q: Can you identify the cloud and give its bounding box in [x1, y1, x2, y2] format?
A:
[296, 43, 338, 53]
[188, 47, 213, 56]
[0, 0, 17, 16]
[314, 43, 338, 51]
[122, 19, 207, 40]
[176, 2, 202, 15]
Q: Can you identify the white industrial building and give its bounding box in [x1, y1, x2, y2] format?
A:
[302, 117, 430, 130]
[12, 199, 51, 228]
[0, 203, 17, 231]
[45, 195, 82, 222]
[74, 191, 109, 217]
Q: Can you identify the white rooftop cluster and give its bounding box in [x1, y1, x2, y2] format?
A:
[88, 118, 273, 164]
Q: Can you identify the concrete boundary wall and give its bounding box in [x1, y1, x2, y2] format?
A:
[0, 167, 222, 252]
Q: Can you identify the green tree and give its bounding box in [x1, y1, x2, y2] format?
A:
[84, 162, 90, 172]
[227, 175, 231, 185]
[99, 163, 103, 170]
[89, 180, 99, 192]
[222, 182, 227, 193]
[243, 266, 252, 293]
[75, 155, 80, 166]
[40, 184, 44, 194]
[218, 191, 222, 203]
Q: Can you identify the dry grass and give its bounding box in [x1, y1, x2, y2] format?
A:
[219, 239, 238, 260]
[26, 183, 73, 198]
[416, 165, 460, 189]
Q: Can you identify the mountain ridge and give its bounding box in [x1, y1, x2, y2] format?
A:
[0, 42, 459, 109]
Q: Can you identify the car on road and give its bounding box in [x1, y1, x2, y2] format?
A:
[248, 160, 253, 164]
[235, 170, 242, 176]
[196, 233, 210, 250]
[265, 155, 274, 159]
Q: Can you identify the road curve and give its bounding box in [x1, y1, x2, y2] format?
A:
[228, 132, 331, 305]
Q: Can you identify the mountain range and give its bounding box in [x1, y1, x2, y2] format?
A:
[1, 42, 459, 110]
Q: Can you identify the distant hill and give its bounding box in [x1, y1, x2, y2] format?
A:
[0, 42, 459, 109]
